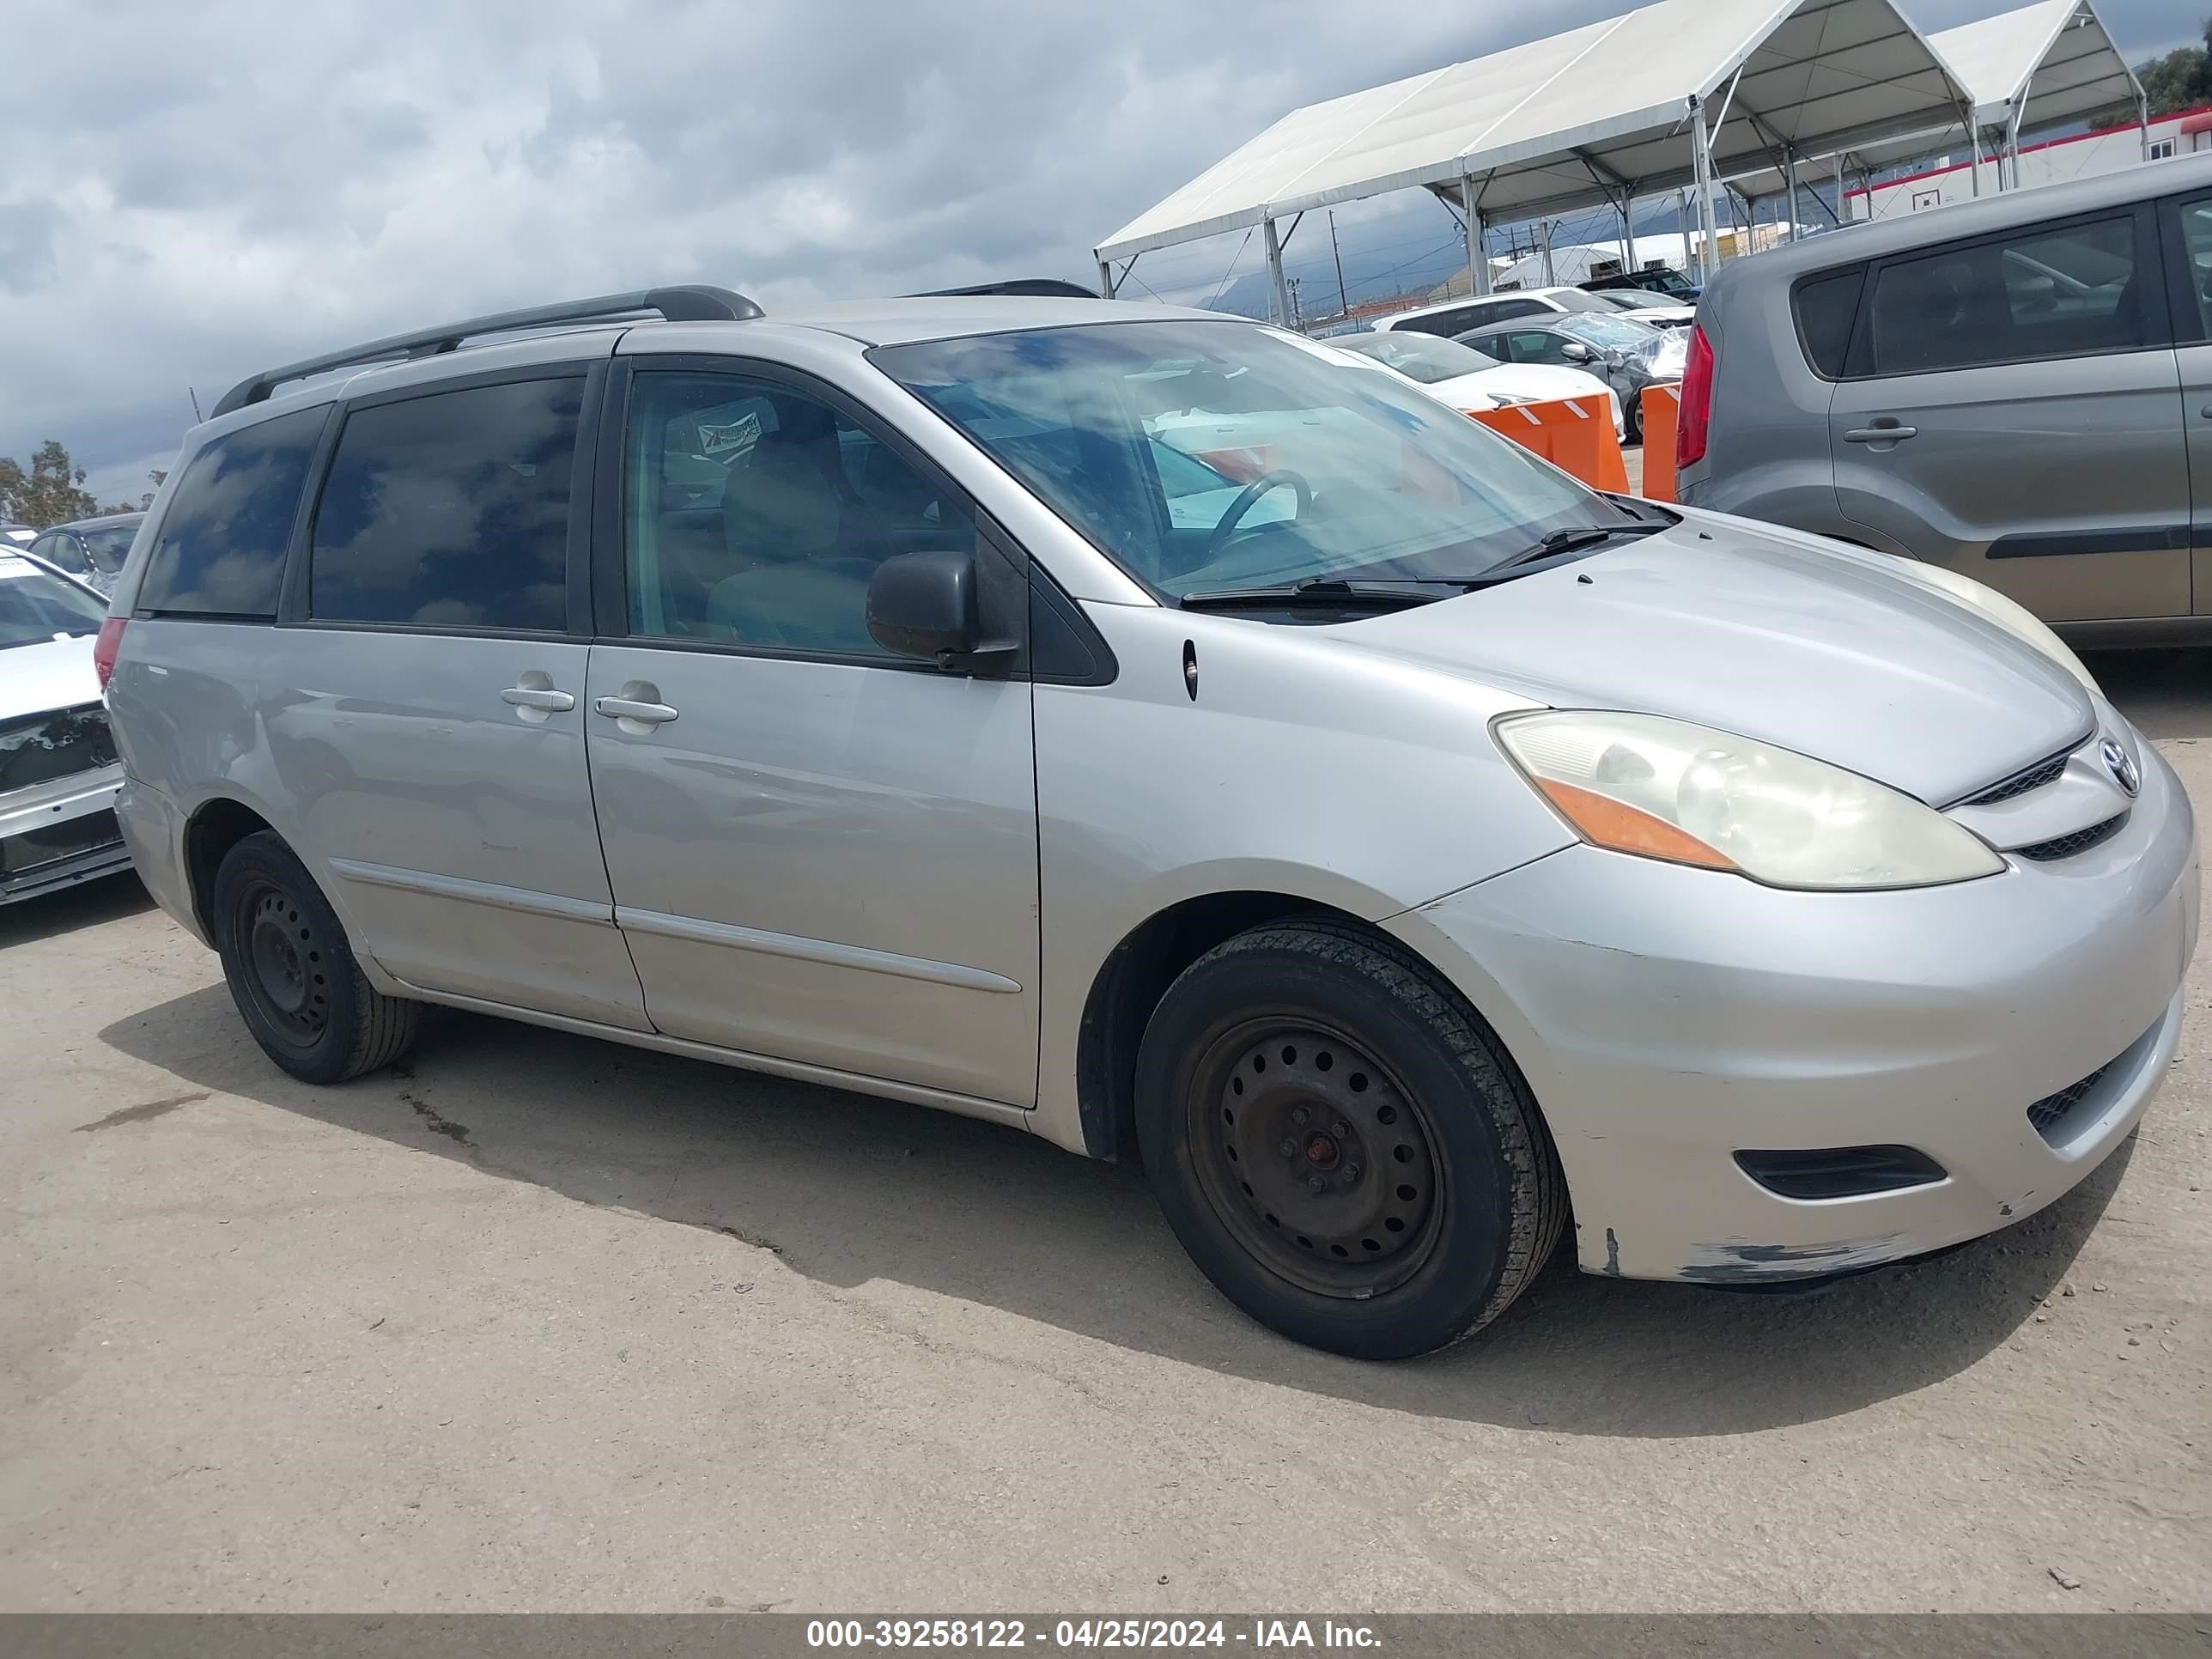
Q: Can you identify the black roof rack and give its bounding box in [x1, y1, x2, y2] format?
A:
[210, 285, 763, 419]
[912, 279, 1099, 299]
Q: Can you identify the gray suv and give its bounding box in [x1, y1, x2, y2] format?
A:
[99, 285, 2196, 1358]
[1680, 153, 2212, 643]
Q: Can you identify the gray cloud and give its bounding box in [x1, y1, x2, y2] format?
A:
[3, 0, 2203, 504]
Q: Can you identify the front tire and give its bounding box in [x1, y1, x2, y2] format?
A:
[210, 831, 419, 1084]
[1135, 922, 1566, 1359]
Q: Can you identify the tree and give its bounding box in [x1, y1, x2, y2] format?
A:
[0, 446, 167, 525]
[0, 441, 101, 529]
[2135, 20, 2212, 119]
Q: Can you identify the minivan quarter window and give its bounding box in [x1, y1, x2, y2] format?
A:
[1861, 213, 2145, 377]
[309, 376, 581, 632]
[138, 406, 325, 617]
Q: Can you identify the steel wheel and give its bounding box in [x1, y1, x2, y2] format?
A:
[1188, 1018, 1444, 1299]
[236, 879, 330, 1046]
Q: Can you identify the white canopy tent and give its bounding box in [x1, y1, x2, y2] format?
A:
[1727, 2, 2144, 220]
[1942, 0, 2144, 182]
[1095, 0, 1972, 314]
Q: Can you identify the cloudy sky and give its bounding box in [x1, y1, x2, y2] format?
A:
[2, 0, 2200, 506]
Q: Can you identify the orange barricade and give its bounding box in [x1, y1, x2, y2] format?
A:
[1639, 384, 1681, 503]
[1469, 393, 1629, 494]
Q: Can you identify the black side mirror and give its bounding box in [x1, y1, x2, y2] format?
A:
[867, 549, 1016, 673]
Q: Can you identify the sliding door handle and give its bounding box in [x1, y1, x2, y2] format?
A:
[594, 696, 680, 726]
[1844, 423, 1917, 443]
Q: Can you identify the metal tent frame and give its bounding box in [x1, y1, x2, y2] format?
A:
[1724, 1, 2146, 226]
[1094, 0, 1972, 314]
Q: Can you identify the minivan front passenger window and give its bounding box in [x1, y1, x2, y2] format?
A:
[623, 371, 979, 658]
[1865, 215, 2142, 376]
[309, 378, 580, 632]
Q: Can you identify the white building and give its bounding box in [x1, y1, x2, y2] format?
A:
[1850, 107, 2212, 222]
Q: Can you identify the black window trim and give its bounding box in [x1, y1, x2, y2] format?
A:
[277, 359, 604, 641]
[591, 352, 1116, 685]
[2153, 183, 2212, 348]
[137, 401, 339, 623]
[1838, 199, 2168, 382]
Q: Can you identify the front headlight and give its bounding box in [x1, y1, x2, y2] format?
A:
[1494, 711, 2004, 890]
[1894, 560, 2098, 694]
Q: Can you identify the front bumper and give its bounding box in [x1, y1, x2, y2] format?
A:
[1388, 742, 2199, 1284]
[0, 763, 131, 905]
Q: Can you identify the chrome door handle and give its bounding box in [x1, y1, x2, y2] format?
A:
[1844, 424, 1917, 443]
[594, 696, 679, 726]
[501, 685, 576, 712]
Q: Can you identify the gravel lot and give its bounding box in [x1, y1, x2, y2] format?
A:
[0, 651, 2204, 1614]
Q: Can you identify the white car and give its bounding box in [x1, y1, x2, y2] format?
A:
[0, 551, 131, 903]
[1370, 284, 1650, 342]
[1330, 332, 1625, 440]
[1586, 288, 1698, 328]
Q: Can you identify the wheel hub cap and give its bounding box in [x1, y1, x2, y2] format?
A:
[1196, 1024, 1441, 1297]
[240, 884, 330, 1042]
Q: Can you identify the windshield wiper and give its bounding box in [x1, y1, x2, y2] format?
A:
[1177, 578, 1443, 612]
[1480, 520, 1671, 576]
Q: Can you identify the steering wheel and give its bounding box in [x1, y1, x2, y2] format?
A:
[1206, 469, 1312, 559]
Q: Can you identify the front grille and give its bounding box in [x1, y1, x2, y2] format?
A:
[1961, 750, 2070, 807]
[1734, 1145, 1948, 1200]
[2027, 1056, 2121, 1141]
[2014, 813, 2128, 863]
[0, 703, 117, 794]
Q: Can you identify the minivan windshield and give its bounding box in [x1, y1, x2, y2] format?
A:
[873, 321, 1626, 603]
[0, 556, 107, 649]
[1334, 332, 1504, 383]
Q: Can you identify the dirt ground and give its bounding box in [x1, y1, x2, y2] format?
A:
[0, 650, 2204, 1614]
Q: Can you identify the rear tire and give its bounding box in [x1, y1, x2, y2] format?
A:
[1135, 921, 1566, 1359]
[210, 831, 419, 1084]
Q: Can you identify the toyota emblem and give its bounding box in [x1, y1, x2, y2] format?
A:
[2100, 738, 2141, 799]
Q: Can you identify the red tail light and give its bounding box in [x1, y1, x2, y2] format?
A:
[1676, 325, 1714, 469]
[94, 617, 126, 690]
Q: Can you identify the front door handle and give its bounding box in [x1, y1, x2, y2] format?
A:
[1844, 423, 1918, 443]
[2198, 402, 2212, 419]
[594, 696, 680, 726]
[501, 685, 576, 712]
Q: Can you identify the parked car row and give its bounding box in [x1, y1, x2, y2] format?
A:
[1328, 331, 1626, 438]
[1364, 286, 1688, 443]
[84, 275, 2193, 1363]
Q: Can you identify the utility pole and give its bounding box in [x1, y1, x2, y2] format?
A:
[1328, 211, 1350, 318]
[1286, 276, 1304, 331]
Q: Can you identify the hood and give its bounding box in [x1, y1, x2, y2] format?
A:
[1335, 516, 2092, 805]
[1430, 365, 1614, 409]
[0, 635, 102, 721]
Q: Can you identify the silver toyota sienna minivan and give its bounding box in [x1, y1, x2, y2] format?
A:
[100, 286, 2199, 1358]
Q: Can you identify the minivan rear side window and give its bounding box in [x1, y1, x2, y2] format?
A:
[1862, 214, 2143, 376]
[1792, 266, 1865, 379]
[309, 378, 580, 632]
[139, 407, 325, 617]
